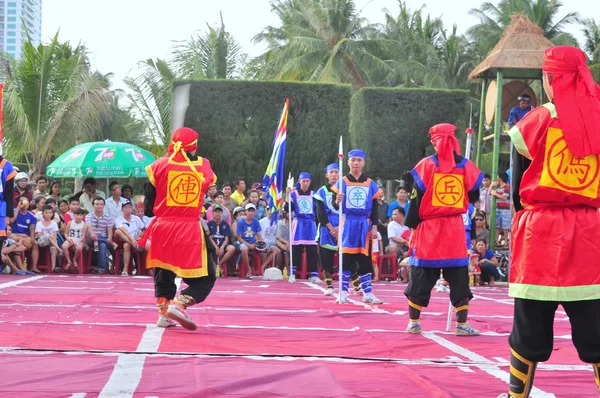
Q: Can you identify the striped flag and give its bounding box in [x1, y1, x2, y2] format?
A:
[262, 98, 289, 225]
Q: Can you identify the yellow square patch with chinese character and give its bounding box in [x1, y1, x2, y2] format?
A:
[540, 128, 600, 199]
[167, 170, 204, 207]
[432, 173, 464, 208]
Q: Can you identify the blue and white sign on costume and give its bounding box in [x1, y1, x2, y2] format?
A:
[314, 184, 339, 250]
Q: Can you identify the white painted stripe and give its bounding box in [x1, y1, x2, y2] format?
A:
[69, 394, 87, 398]
[136, 325, 165, 353]
[458, 366, 475, 373]
[0, 275, 45, 289]
[0, 347, 592, 372]
[421, 332, 556, 398]
[493, 357, 510, 363]
[16, 286, 111, 290]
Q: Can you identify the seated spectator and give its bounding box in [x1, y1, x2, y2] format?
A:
[207, 205, 236, 276]
[134, 201, 153, 229]
[236, 203, 263, 278]
[205, 191, 232, 224]
[105, 181, 128, 221]
[64, 197, 79, 223]
[47, 181, 62, 202]
[33, 175, 49, 199]
[2, 225, 30, 275]
[386, 208, 409, 257]
[472, 239, 500, 286]
[243, 189, 267, 220]
[78, 177, 107, 212]
[114, 200, 145, 276]
[274, 206, 290, 270]
[221, 182, 237, 213]
[32, 196, 47, 218]
[35, 205, 63, 273]
[121, 184, 134, 201]
[371, 230, 383, 281]
[85, 197, 117, 274]
[469, 252, 482, 286]
[10, 195, 39, 273]
[230, 206, 245, 252]
[62, 208, 93, 273]
[259, 214, 277, 272]
[231, 177, 246, 206]
[13, 172, 32, 207]
[474, 212, 490, 243]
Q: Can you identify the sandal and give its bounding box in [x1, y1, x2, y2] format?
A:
[31, 269, 41, 274]
[25, 270, 35, 275]
[14, 270, 25, 275]
[52, 267, 61, 274]
[64, 263, 72, 273]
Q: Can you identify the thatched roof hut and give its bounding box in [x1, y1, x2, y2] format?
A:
[469, 13, 553, 80]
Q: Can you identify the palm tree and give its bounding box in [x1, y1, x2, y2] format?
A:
[582, 18, 600, 63]
[0, 31, 112, 176]
[124, 58, 175, 152]
[171, 12, 246, 79]
[468, 0, 579, 55]
[253, 0, 392, 88]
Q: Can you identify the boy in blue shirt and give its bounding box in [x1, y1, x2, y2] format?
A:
[236, 203, 263, 278]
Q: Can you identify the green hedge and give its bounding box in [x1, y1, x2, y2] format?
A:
[180, 80, 352, 188]
[350, 87, 470, 179]
[592, 64, 600, 85]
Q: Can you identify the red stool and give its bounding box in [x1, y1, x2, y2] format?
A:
[77, 248, 93, 274]
[113, 240, 143, 276]
[26, 247, 53, 273]
[378, 254, 398, 280]
[239, 251, 262, 278]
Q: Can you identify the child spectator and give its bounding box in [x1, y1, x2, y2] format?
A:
[64, 197, 80, 224]
[62, 208, 93, 273]
[35, 205, 63, 273]
[236, 203, 263, 278]
[114, 200, 145, 276]
[259, 214, 277, 272]
[134, 201, 153, 229]
[469, 252, 482, 286]
[47, 181, 62, 202]
[10, 195, 39, 273]
[207, 204, 236, 276]
[205, 191, 232, 224]
[274, 206, 291, 270]
[32, 196, 47, 218]
[371, 230, 383, 281]
[230, 206, 245, 251]
[473, 239, 500, 286]
[243, 190, 267, 220]
[2, 225, 30, 275]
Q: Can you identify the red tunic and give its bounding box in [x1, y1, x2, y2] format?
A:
[508, 102, 600, 301]
[142, 156, 216, 278]
[409, 156, 482, 267]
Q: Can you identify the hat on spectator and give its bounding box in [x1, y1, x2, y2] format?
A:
[213, 204, 223, 212]
[245, 203, 256, 210]
[122, 199, 133, 207]
[252, 182, 261, 190]
[233, 206, 245, 217]
[15, 172, 28, 181]
[470, 252, 480, 259]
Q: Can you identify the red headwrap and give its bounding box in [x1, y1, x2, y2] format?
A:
[168, 127, 199, 159]
[542, 46, 600, 156]
[429, 123, 461, 173]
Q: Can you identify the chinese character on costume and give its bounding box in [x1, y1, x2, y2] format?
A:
[404, 123, 483, 336]
[314, 163, 340, 295]
[500, 46, 600, 398]
[141, 127, 217, 330]
[331, 149, 384, 304]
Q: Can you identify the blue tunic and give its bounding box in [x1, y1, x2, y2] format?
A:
[291, 190, 317, 245]
[314, 185, 339, 250]
[0, 159, 16, 235]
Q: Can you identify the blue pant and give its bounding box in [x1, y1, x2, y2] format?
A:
[481, 261, 500, 282]
[96, 236, 108, 271]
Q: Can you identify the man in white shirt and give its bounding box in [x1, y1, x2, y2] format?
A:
[79, 177, 106, 213]
[386, 207, 409, 258]
[105, 181, 128, 220]
[114, 200, 145, 276]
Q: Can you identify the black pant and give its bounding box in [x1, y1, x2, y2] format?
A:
[319, 246, 336, 274]
[154, 266, 216, 304]
[404, 266, 472, 307]
[342, 253, 373, 275]
[509, 298, 600, 363]
[292, 244, 318, 273]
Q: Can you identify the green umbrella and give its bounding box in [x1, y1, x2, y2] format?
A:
[46, 141, 157, 178]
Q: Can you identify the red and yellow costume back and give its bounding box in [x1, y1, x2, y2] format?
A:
[509, 102, 600, 301]
[409, 124, 483, 267]
[143, 128, 216, 278]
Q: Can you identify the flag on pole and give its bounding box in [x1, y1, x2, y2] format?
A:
[262, 98, 289, 224]
[0, 84, 4, 156]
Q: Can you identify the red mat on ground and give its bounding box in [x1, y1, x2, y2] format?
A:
[0, 274, 596, 397]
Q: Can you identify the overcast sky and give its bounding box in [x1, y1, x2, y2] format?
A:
[42, 0, 598, 91]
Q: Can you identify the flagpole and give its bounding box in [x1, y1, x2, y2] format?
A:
[287, 173, 295, 283]
[337, 136, 344, 302]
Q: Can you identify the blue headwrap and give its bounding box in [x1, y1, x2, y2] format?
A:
[298, 172, 312, 181]
[325, 163, 339, 173]
[348, 149, 366, 159]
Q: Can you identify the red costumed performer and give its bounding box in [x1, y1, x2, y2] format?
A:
[500, 47, 600, 397]
[404, 123, 483, 336]
[142, 127, 217, 330]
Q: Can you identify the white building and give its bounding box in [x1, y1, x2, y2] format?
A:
[0, 0, 42, 59]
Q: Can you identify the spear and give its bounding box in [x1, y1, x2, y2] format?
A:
[287, 172, 295, 283]
[337, 136, 344, 302]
